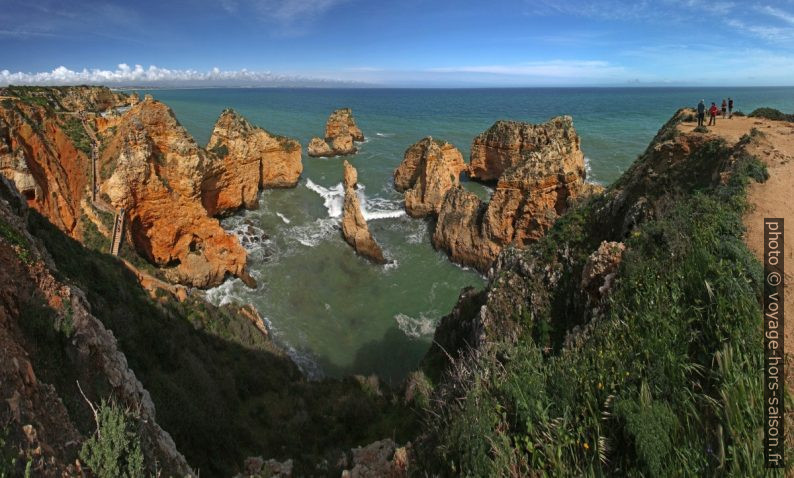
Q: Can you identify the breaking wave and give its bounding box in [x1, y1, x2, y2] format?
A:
[394, 313, 437, 339]
[305, 178, 406, 221]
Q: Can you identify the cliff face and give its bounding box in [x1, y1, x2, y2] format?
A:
[100, 97, 252, 288]
[203, 109, 302, 216]
[0, 99, 91, 236]
[394, 137, 467, 218]
[433, 116, 587, 272]
[307, 108, 364, 157]
[0, 178, 191, 476]
[341, 160, 386, 264]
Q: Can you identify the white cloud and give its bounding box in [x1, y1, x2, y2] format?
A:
[0, 64, 352, 86]
[429, 60, 625, 79]
[253, 0, 346, 22]
[760, 6, 794, 26]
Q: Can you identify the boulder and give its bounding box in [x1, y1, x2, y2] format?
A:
[308, 136, 334, 157]
[341, 439, 408, 478]
[394, 138, 467, 217]
[341, 161, 386, 264]
[581, 241, 625, 305]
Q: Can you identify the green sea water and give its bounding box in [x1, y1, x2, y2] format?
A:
[140, 87, 794, 382]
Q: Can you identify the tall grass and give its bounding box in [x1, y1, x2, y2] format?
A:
[417, 134, 786, 475]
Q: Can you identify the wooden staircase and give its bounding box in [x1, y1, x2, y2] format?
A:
[109, 208, 126, 256]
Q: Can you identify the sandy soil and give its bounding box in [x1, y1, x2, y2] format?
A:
[680, 116, 794, 394]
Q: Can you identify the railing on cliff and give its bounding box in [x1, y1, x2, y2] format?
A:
[109, 207, 126, 256]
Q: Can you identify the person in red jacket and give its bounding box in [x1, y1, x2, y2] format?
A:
[708, 102, 719, 126]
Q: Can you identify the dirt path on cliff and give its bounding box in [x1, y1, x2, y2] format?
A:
[679, 116, 794, 391]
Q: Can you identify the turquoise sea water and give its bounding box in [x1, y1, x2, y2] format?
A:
[140, 87, 794, 382]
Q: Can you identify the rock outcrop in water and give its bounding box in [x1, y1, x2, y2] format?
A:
[100, 97, 253, 288]
[394, 137, 467, 218]
[203, 109, 302, 216]
[308, 108, 364, 157]
[341, 160, 386, 264]
[432, 116, 587, 272]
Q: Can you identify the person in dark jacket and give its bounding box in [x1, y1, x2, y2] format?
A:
[709, 102, 718, 126]
[728, 98, 734, 118]
[697, 100, 706, 126]
[721, 99, 727, 119]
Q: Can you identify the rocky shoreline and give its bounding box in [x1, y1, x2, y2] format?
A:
[0, 85, 788, 476]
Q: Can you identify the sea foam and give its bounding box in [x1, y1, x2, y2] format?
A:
[395, 313, 436, 338]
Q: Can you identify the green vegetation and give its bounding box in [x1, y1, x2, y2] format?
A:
[79, 399, 145, 478]
[80, 214, 111, 252]
[26, 210, 417, 476]
[693, 125, 709, 133]
[732, 110, 746, 117]
[209, 141, 229, 158]
[0, 217, 32, 263]
[416, 121, 789, 475]
[3, 86, 54, 109]
[749, 107, 794, 122]
[61, 118, 93, 155]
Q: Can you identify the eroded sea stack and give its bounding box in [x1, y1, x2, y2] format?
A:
[394, 137, 467, 218]
[203, 108, 302, 215]
[393, 117, 590, 272]
[341, 160, 386, 263]
[434, 117, 588, 271]
[308, 108, 364, 157]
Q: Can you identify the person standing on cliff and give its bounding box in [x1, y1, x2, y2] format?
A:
[721, 99, 727, 119]
[728, 98, 734, 118]
[709, 102, 719, 126]
[697, 100, 706, 126]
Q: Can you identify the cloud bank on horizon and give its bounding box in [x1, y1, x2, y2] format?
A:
[1, 0, 794, 87]
[0, 64, 354, 87]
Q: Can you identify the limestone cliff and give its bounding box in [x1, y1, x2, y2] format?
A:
[99, 97, 253, 288]
[433, 116, 587, 272]
[0, 98, 92, 236]
[394, 137, 467, 218]
[341, 160, 386, 264]
[203, 108, 302, 216]
[308, 108, 364, 157]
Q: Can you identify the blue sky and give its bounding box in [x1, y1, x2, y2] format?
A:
[1, 0, 794, 86]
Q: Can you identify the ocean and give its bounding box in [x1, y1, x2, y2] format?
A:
[139, 86, 794, 382]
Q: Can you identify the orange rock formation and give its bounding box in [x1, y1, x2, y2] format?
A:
[433, 117, 587, 271]
[341, 160, 386, 264]
[394, 137, 467, 218]
[307, 108, 364, 157]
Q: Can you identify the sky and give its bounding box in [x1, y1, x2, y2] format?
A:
[1, 0, 794, 87]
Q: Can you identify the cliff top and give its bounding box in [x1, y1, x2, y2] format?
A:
[677, 111, 794, 360]
[0, 85, 136, 112]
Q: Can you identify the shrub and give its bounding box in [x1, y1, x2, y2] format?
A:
[693, 125, 709, 133]
[209, 142, 229, 158]
[79, 399, 145, 478]
[61, 118, 93, 155]
[732, 110, 745, 117]
[748, 107, 794, 122]
[416, 130, 780, 476]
